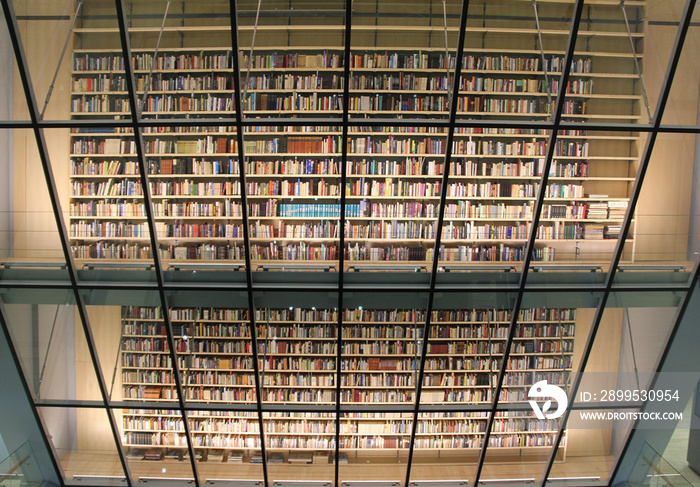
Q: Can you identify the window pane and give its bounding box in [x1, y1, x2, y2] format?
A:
[38, 406, 126, 486]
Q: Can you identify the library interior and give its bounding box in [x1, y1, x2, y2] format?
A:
[1, 1, 700, 487]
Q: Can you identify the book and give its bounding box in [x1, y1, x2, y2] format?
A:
[126, 448, 147, 459]
[268, 453, 284, 463]
[164, 449, 184, 461]
[143, 386, 161, 399]
[226, 451, 244, 463]
[144, 449, 164, 461]
[312, 451, 328, 464]
[208, 450, 225, 462]
[332, 453, 348, 464]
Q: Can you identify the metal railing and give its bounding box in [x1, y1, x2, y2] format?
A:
[0, 442, 43, 487]
[627, 442, 693, 487]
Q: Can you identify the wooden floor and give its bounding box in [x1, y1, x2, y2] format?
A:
[57, 450, 616, 484]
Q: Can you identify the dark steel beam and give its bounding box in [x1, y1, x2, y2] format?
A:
[334, 1, 353, 485]
[228, 2, 270, 485]
[472, 1, 586, 484]
[404, 1, 471, 486]
[0, 301, 66, 485]
[112, 1, 202, 484]
[0, 1, 135, 484]
[59, 9, 646, 25]
[0, 276, 695, 295]
[539, 1, 698, 485]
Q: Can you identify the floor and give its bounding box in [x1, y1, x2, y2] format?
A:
[56, 449, 616, 486]
[662, 400, 700, 486]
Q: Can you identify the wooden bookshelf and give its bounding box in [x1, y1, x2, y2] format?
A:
[67, 1, 641, 264]
[116, 306, 575, 458]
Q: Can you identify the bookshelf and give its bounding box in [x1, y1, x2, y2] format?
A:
[68, 10, 641, 263]
[117, 306, 575, 461]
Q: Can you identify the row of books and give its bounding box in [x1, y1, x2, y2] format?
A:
[460, 76, 593, 96]
[270, 309, 570, 325]
[74, 50, 590, 74]
[74, 95, 586, 115]
[67, 158, 592, 182]
[70, 240, 561, 262]
[72, 124, 570, 137]
[122, 330, 572, 344]
[131, 52, 232, 71]
[133, 73, 232, 92]
[72, 200, 606, 221]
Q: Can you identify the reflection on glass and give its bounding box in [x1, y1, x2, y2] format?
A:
[38, 407, 126, 486]
[2, 297, 105, 402]
[118, 306, 178, 403]
[532, 129, 636, 266]
[258, 307, 337, 405]
[351, 0, 457, 121]
[583, 303, 681, 396]
[0, 17, 30, 122]
[127, 1, 234, 119]
[420, 308, 505, 406]
[443, 128, 548, 264]
[87, 304, 258, 406]
[547, 408, 637, 486]
[69, 133, 153, 263]
[500, 308, 576, 406]
[562, 2, 646, 124]
[137, 124, 242, 262]
[458, 0, 568, 123]
[658, 1, 699, 127]
[86, 304, 133, 403]
[479, 410, 556, 485]
[10, 0, 75, 122]
[239, 2, 345, 120]
[70, 1, 132, 122]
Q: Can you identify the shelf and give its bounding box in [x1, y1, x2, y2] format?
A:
[72, 24, 644, 38]
[68, 155, 637, 162]
[69, 131, 641, 142]
[69, 110, 641, 119]
[70, 89, 642, 100]
[70, 17, 638, 266]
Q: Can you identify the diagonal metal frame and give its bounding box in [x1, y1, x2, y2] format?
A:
[228, 1, 270, 485]
[113, 0, 201, 483]
[473, 1, 586, 484]
[403, 1, 470, 485]
[0, 1, 135, 486]
[334, 0, 353, 485]
[539, 1, 698, 485]
[0, 300, 67, 484]
[3, 1, 700, 487]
